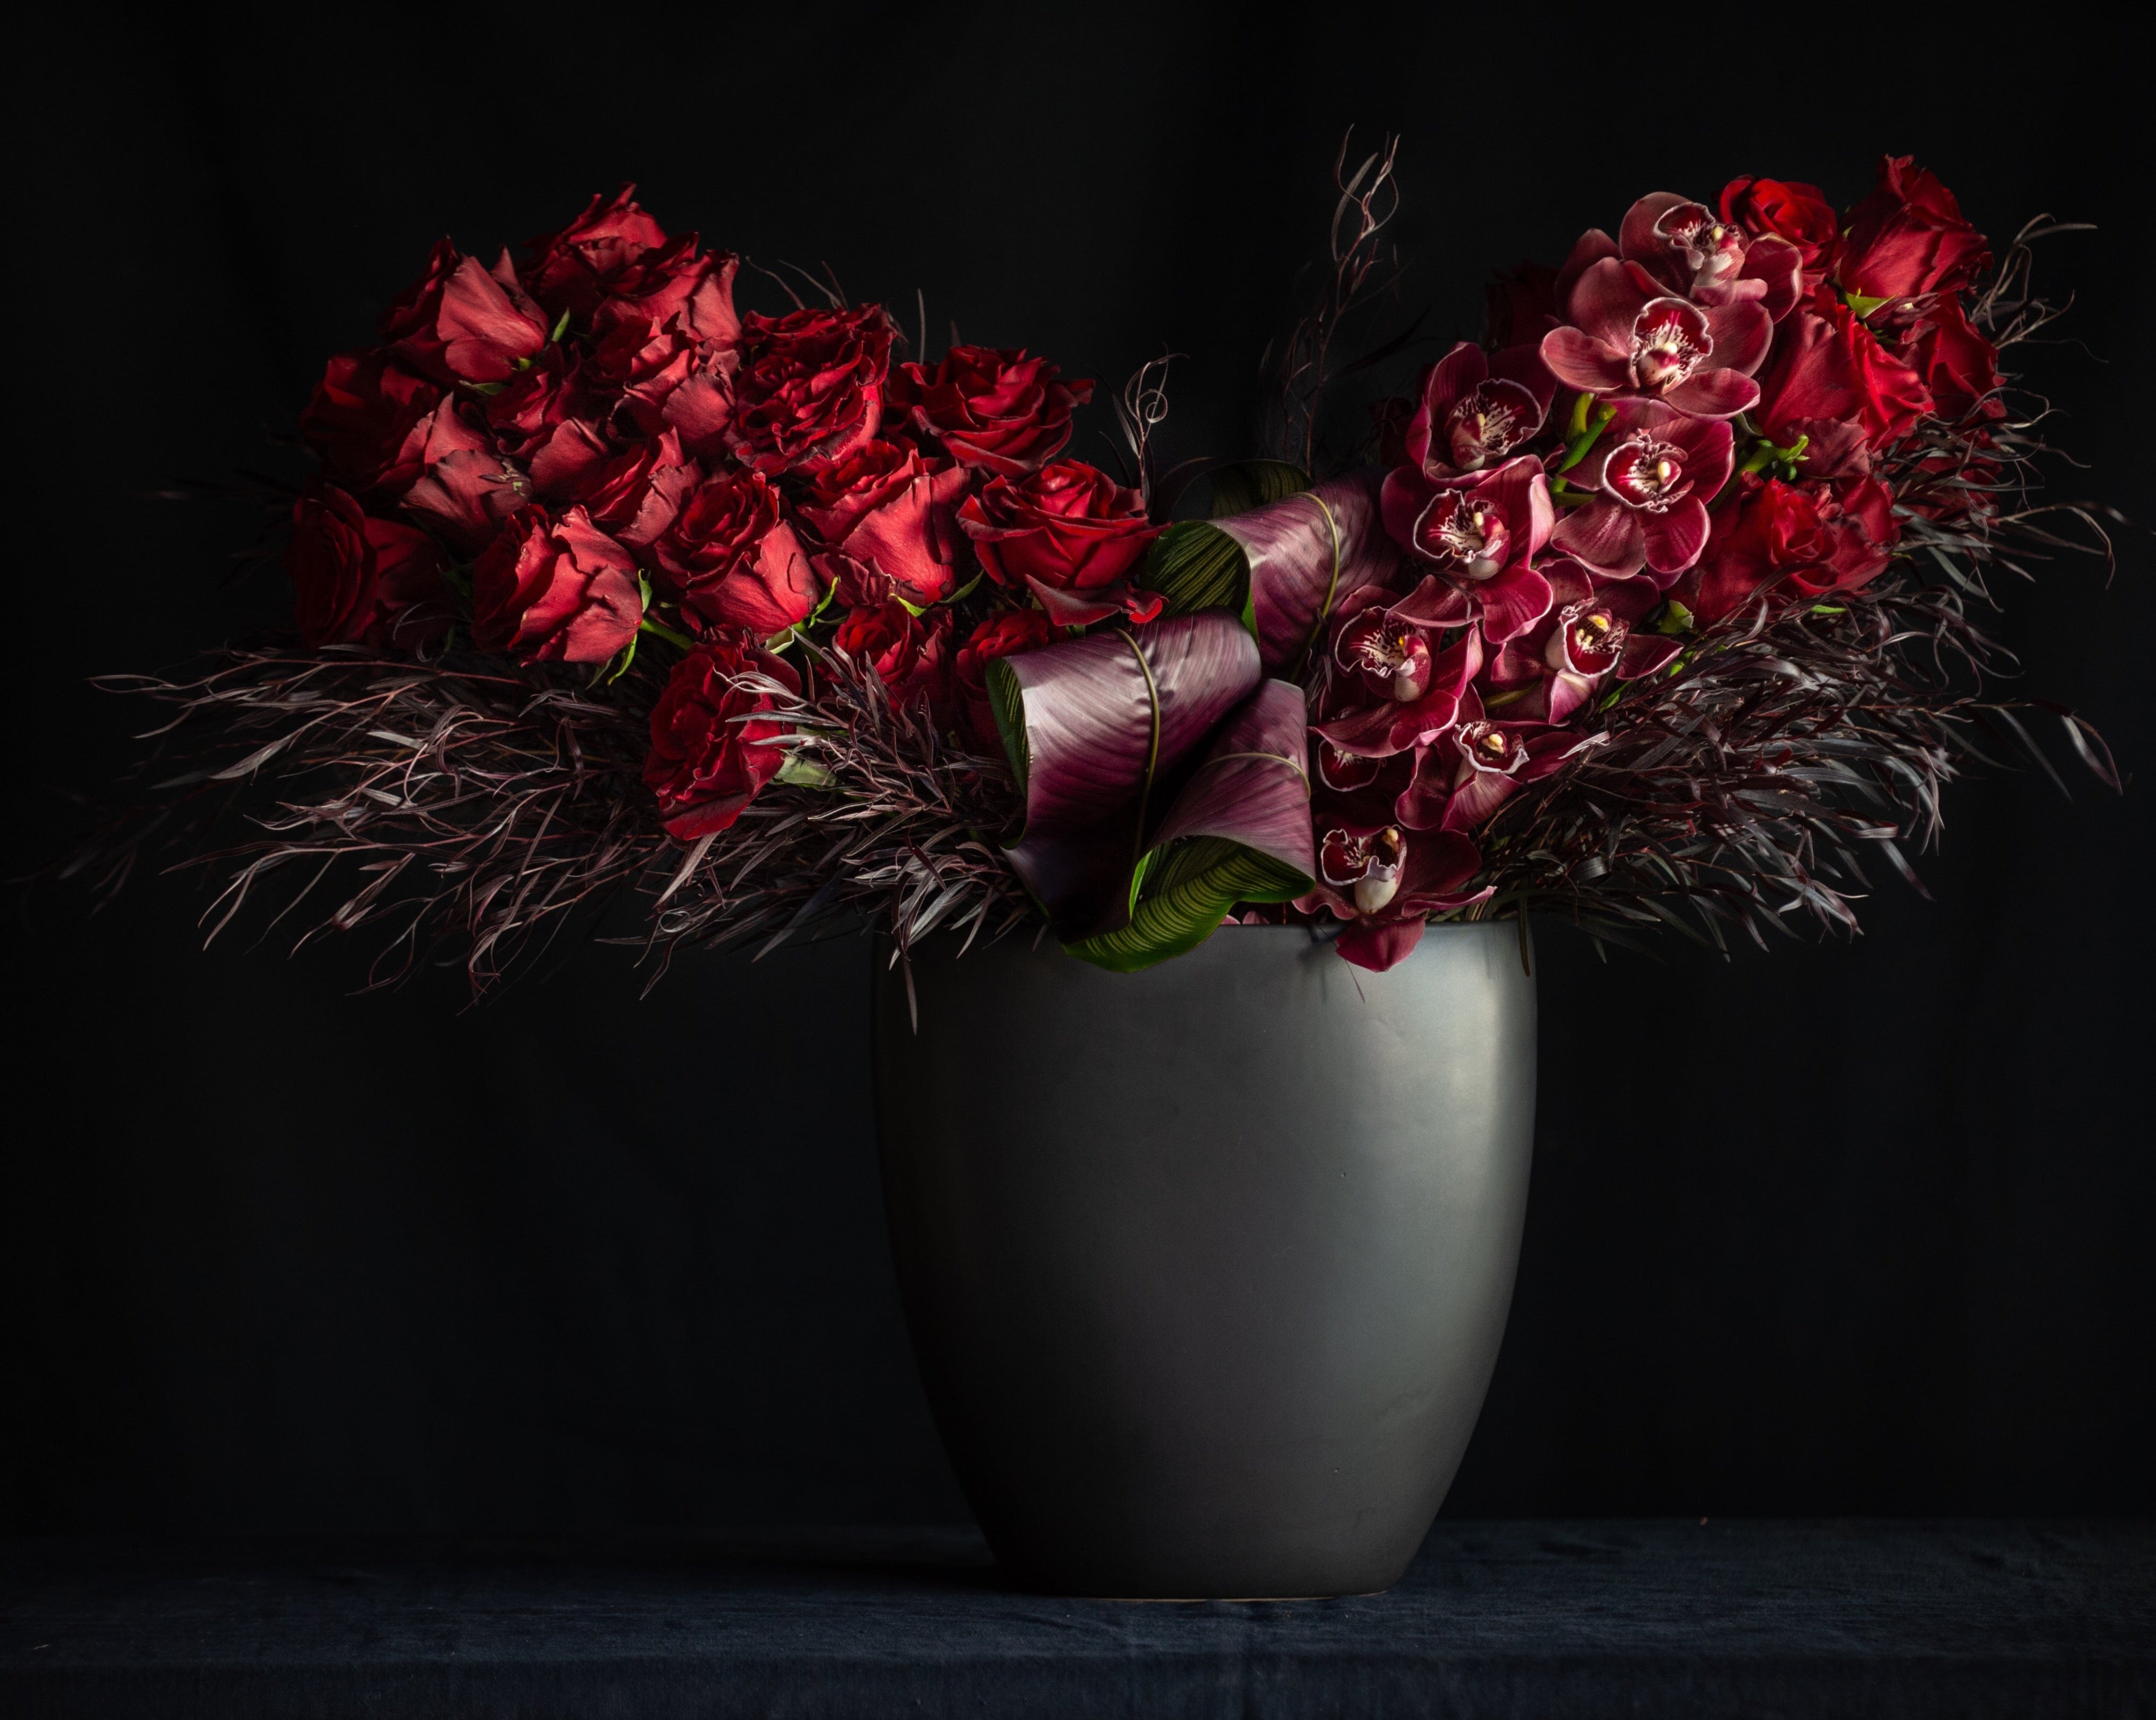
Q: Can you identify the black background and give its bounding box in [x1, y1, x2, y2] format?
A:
[4, 6, 2147, 1537]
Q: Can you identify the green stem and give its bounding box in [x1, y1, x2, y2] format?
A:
[638, 616, 695, 651]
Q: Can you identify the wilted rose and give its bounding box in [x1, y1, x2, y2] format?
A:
[298, 351, 442, 494]
[384, 241, 551, 384]
[398, 401, 530, 552]
[799, 439, 971, 608]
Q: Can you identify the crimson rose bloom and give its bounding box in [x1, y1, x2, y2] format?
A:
[298, 351, 441, 493]
[834, 600, 951, 716]
[521, 183, 736, 345]
[536, 426, 699, 553]
[888, 345, 1092, 475]
[644, 638, 801, 840]
[957, 460, 1164, 625]
[399, 401, 529, 553]
[1679, 476, 1898, 623]
[383, 240, 550, 385]
[726, 305, 894, 473]
[471, 506, 643, 664]
[951, 608, 1056, 752]
[1839, 156, 1991, 304]
[1719, 177, 1842, 278]
[1900, 296, 2003, 423]
[521, 185, 668, 320]
[799, 439, 970, 609]
[649, 469, 817, 638]
[1754, 286, 1934, 469]
[286, 484, 447, 649]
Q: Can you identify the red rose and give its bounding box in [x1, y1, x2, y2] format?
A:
[588, 319, 702, 436]
[888, 345, 1092, 476]
[384, 241, 550, 385]
[1839, 156, 1992, 305]
[799, 439, 971, 609]
[477, 346, 583, 462]
[521, 185, 668, 320]
[725, 305, 895, 473]
[557, 428, 700, 552]
[470, 506, 643, 664]
[649, 469, 818, 638]
[399, 401, 530, 553]
[298, 350, 441, 494]
[1753, 286, 1934, 468]
[1899, 296, 2002, 423]
[644, 637, 801, 840]
[834, 600, 951, 716]
[286, 484, 449, 650]
[520, 185, 739, 346]
[957, 460, 1164, 626]
[951, 608, 1055, 752]
[1719, 177, 1842, 279]
[1679, 476, 1898, 623]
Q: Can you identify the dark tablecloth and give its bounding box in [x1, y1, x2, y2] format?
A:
[3, 1520, 2149, 1717]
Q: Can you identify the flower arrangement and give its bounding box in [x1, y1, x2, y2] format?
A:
[87, 147, 2114, 986]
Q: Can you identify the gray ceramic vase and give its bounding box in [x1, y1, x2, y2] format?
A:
[872, 921, 1536, 1599]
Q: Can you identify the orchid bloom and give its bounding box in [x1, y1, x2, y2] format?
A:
[1392, 704, 1604, 833]
[1552, 401, 1735, 581]
[1296, 823, 1492, 971]
[1378, 454, 1555, 643]
[1404, 342, 1552, 478]
[1313, 614, 1483, 759]
[1477, 560, 1682, 724]
[1619, 194, 1803, 320]
[1541, 258, 1771, 419]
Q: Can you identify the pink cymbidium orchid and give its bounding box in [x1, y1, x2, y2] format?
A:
[1619, 193, 1804, 320]
[1393, 709, 1603, 832]
[1296, 823, 1492, 972]
[1314, 619, 1483, 758]
[1474, 560, 1681, 724]
[1402, 342, 1554, 478]
[1552, 401, 1734, 581]
[1541, 258, 1772, 419]
[1378, 454, 1555, 643]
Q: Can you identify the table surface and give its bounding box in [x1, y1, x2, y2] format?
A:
[3, 1520, 2150, 1718]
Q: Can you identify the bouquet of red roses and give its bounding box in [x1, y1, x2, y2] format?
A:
[88, 150, 2111, 984]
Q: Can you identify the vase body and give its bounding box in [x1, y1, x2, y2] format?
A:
[872, 923, 1536, 1598]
